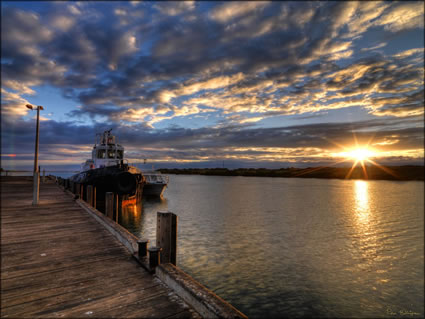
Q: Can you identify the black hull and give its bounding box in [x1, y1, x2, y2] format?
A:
[70, 164, 144, 197]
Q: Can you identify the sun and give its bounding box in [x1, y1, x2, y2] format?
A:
[330, 145, 387, 179]
[334, 147, 376, 164]
[347, 148, 375, 162]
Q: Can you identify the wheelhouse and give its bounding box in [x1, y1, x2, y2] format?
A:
[81, 129, 126, 171]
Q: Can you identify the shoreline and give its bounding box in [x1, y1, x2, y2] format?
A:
[158, 165, 424, 181]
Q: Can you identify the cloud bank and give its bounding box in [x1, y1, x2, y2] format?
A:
[1, 1, 423, 169]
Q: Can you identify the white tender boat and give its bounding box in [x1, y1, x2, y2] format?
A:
[143, 171, 169, 197]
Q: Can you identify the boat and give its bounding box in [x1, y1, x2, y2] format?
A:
[69, 129, 145, 207]
[143, 171, 169, 197]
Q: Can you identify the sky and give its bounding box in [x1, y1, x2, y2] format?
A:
[1, 1, 424, 171]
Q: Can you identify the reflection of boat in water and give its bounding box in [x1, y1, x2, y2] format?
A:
[69, 129, 145, 206]
[143, 171, 169, 197]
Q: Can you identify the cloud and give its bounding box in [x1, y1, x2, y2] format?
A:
[160, 73, 245, 101]
[1, 88, 31, 119]
[1, 8, 53, 50]
[375, 2, 424, 32]
[368, 89, 424, 117]
[360, 42, 387, 52]
[154, 1, 195, 16]
[393, 48, 424, 59]
[68, 4, 82, 15]
[345, 1, 390, 38]
[2, 80, 37, 95]
[50, 15, 75, 31]
[209, 1, 270, 23]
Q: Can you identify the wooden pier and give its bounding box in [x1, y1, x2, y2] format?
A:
[0, 176, 198, 318]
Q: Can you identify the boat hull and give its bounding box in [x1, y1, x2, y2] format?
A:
[69, 164, 145, 204]
[143, 183, 167, 197]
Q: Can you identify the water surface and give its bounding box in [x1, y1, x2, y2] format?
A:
[120, 175, 424, 318]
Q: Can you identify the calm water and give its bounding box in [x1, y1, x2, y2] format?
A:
[119, 175, 424, 318]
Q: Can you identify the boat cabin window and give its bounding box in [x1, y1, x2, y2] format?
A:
[97, 149, 106, 159]
[117, 150, 123, 159]
[108, 150, 116, 159]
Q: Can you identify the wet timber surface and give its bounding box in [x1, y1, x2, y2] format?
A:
[0, 176, 198, 318]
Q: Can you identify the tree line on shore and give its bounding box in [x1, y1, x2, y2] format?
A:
[158, 165, 424, 181]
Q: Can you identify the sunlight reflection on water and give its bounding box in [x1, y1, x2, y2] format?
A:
[354, 180, 369, 223]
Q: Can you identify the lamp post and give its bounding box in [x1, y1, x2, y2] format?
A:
[26, 104, 44, 205]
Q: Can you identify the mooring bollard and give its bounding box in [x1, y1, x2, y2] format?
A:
[156, 211, 178, 265]
[86, 185, 93, 206]
[138, 239, 150, 258]
[148, 247, 162, 270]
[105, 192, 114, 219]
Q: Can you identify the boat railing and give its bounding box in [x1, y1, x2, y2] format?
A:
[145, 174, 169, 184]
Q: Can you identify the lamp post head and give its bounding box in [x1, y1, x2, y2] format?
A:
[25, 104, 44, 111]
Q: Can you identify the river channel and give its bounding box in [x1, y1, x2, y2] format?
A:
[119, 175, 424, 318]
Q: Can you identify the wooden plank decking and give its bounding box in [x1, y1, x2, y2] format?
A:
[0, 176, 198, 318]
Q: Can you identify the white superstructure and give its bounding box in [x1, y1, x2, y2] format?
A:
[80, 129, 125, 171]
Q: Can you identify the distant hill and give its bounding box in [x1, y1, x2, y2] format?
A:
[158, 165, 424, 181]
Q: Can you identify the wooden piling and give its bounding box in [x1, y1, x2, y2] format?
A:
[86, 185, 94, 206]
[105, 192, 114, 219]
[75, 183, 80, 196]
[156, 211, 178, 265]
[114, 194, 119, 223]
